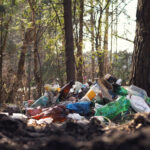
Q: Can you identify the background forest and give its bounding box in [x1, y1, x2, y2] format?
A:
[0, 0, 136, 103]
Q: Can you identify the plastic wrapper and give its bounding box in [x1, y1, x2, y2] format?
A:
[125, 85, 147, 98]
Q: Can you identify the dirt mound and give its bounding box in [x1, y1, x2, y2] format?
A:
[1, 114, 150, 150]
[127, 113, 150, 131]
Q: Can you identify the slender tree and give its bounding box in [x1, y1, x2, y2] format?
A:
[90, 0, 95, 81]
[28, 0, 43, 98]
[63, 0, 75, 82]
[77, 0, 84, 83]
[7, 27, 34, 102]
[103, 0, 110, 74]
[0, 3, 11, 102]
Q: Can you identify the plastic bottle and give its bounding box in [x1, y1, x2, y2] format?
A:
[58, 81, 74, 101]
[145, 97, 150, 105]
[80, 83, 101, 101]
[30, 96, 49, 108]
[113, 85, 128, 96]
[95, 96, 131, 119]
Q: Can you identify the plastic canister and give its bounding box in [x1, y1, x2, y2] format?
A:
[80, 84, 100, 101]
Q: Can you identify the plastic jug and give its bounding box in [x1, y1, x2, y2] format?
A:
[80, 83, 101, 101]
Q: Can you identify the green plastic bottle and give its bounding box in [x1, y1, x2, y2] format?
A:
[95, 96, 131, 119]
[145, 97, 150, 105]
[114, 86, 128, 96]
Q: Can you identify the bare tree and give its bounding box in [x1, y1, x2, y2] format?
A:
[63, 0, 75, 82]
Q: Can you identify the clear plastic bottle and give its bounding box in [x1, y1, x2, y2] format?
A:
[80, 83, 101, 101]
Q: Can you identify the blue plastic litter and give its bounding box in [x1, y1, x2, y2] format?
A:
[66, 101, 91, 115]
[31, 96, 49, 108]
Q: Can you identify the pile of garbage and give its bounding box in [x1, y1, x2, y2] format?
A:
[1, 74, 150, 127]
[1, 74, 150, 149]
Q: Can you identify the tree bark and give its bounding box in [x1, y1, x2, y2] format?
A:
[63, 0, 75, 82]
[110, 1, 113, 74]
[0, 14, 11, 102]
[131, 0, 150, 96]
[103, 0, 109, 74]
[77, 0, 84, 83]
[28, 0, 42, 98]
[95, 8, 103, 77]
[7, 37, 28, 102]
[90, 0, 95, 81]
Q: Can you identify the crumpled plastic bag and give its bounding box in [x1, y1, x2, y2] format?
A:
[66, 101, 91, 115]
[67, 113, 85, 120]
[127, 95, 150, 113]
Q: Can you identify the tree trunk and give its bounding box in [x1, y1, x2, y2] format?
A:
[28, 0, 42, 98]
[0, 14, 11, 102]
[131, 0, 150, 96]
[63, 0, 75, 82]
[110, 1, 113, 74]
[95, 9, 103, 77]
[0, 12, 3, 102]
[115, 0, 118, 61]
[7, 39, 28, 103]
[27, 45, 31, 100]
[90, 0, 95, 81]
[103, 0, 109, 74]
[77, 0, 84, 83]
[34, 41, 42, 98]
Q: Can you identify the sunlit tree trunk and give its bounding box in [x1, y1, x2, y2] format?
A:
[115, 0, 118, 61]
[28, 0, 42, 98]
[103, 0, 109, 74]
[63, 0, 75, 82]
[110, 1, 113, 74]
[131, 0, 150, 96]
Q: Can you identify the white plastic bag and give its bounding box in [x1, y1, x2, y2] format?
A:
[67, 113, 85, 120]
[127, 85, 147, 99]
[127, 95, 150, 113]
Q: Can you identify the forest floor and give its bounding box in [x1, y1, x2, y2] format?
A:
[0, 112, 150, 150]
